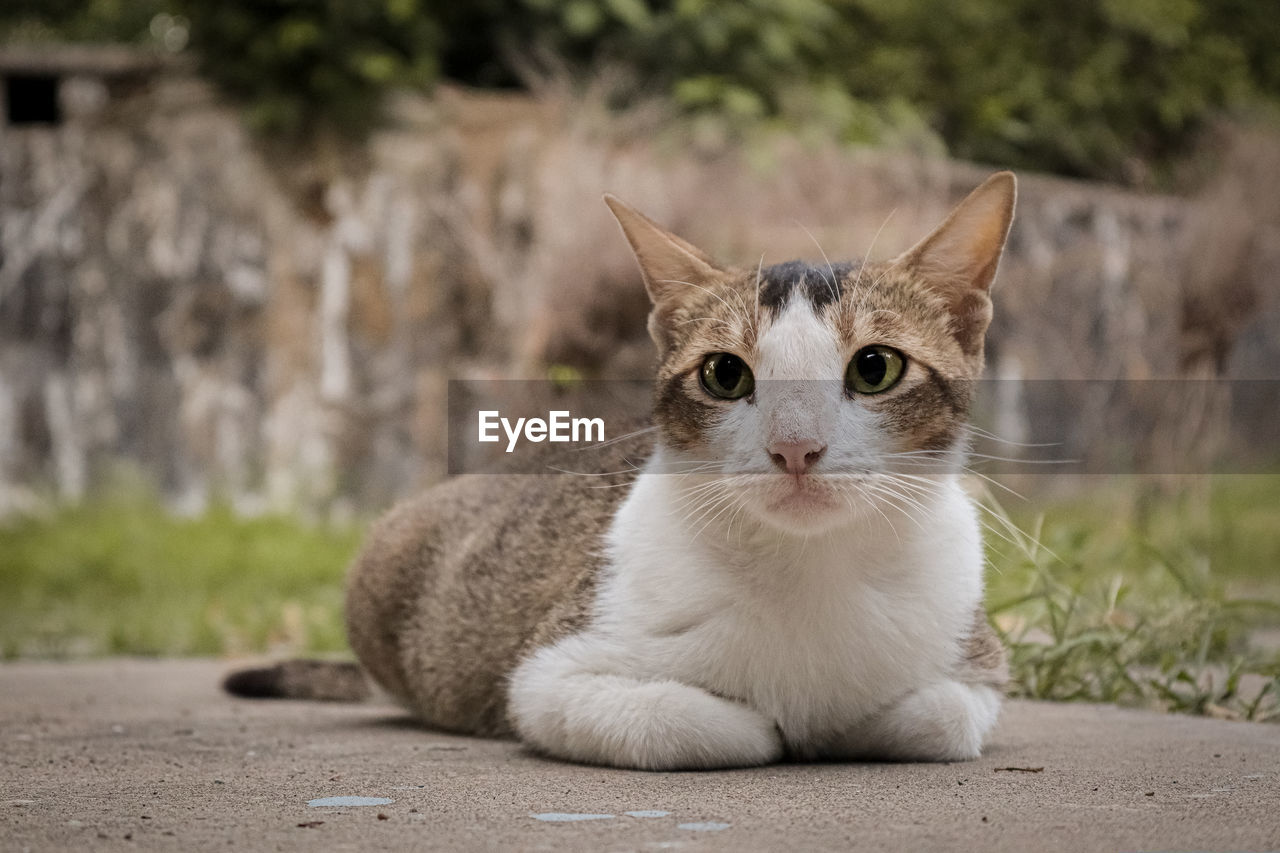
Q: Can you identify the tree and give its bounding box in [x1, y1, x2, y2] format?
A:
[3, 0, 1277, 182]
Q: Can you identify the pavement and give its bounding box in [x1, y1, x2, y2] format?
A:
[1, 660, 1277, 852]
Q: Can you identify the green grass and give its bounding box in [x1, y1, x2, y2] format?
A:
[1, 477, 1277, 722]
[983, 475, 1280, 722]
[0, 494, 361, 659]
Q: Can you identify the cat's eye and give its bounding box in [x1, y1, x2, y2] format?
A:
[700, 353, 755, 400]
[846, 346, 906, 395]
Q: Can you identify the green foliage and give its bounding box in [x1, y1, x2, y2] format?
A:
[0, 0, 441, 139]
[0, 0, 167, 44]
[429, 0, 837, 118]
[984, 478, 1280, 722]
[820, 0, 1269, 182]
[3, 0, 1277, 178]
[0, 494, 360, 659]
[412, 0, 1280, 181]
[171, 0, 440, 137]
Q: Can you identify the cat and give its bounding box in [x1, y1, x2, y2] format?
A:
[225, 172, 1016, 770]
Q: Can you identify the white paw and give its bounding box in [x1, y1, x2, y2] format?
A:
[509, 650, 782, 770]
[858, 681, 1002, 762]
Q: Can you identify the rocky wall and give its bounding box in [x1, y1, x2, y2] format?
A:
[1, 66, 1275, 516]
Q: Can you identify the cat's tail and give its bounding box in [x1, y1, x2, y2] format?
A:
[222, 660, 372, 702]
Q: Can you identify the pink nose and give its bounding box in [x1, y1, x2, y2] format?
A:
[768, 439, 827, 476]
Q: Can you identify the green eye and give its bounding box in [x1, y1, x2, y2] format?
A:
[846, 346, 906, 394]
[700, 353, 755, 400]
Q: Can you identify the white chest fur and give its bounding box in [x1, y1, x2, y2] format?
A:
[590, 463, 985, 745]
[506, 456, 992, 768]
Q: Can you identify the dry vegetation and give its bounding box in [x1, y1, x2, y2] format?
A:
[425, 89, 1280, 496]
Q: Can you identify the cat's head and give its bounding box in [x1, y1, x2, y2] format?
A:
[606, 173, 1016, 534]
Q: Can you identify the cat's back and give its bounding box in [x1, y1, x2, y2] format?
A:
[345, 431, 652, 736]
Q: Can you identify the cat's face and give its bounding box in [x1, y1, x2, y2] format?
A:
[607, 174, 1016, 534]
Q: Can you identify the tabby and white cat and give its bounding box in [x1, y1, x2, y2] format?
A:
[226, 172, 1016, 770]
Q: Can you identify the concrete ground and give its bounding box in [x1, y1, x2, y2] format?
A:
[2, 660, 1277, 852]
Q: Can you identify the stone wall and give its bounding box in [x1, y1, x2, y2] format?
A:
[1, 53, 1275, 516]
[0, 59, 465, 516]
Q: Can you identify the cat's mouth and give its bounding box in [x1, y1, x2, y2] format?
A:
[762, 475, 841, 516]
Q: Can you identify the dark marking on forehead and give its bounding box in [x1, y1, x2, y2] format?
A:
[756, 260, 860, 314]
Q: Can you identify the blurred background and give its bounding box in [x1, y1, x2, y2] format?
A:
[0, 1, 1276, 720]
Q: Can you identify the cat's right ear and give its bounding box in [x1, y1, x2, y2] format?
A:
[603, 194, 723, 312]
[890, 172, 1016, 356]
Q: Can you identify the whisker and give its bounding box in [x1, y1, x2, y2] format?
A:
[874, 472, 947, 501]
[671, 474, 753, 513]
[961, 467, 1026, 502]
[754, 253, 765, 332]
[550, 458, 722, 477]
[967, 424, 1063, 449]
[975, 515, 1031, 552]
[673, 316, 737, 333]
[672, 481, 737, 512]
[855, 207, 897, 291]
[725, 499, 753, 541]
[974, 492, 1066, 565]
[795, 219, 840, 306]
[869, 474, 944, 514]
[964, 452, 1077, 465]
[570, 425, 658, 452]
[688, 491, 741, 544]
[545, 464, 642, 477]
[656, 278, 750, 327]
[861, 482, 929, 534]
[848, 487, 902, 544]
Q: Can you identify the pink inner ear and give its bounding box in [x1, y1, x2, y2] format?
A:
[604, 195, 723, 309]
[903, 173, 1016, 296]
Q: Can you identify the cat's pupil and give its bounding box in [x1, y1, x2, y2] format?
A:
[700, 352, 755, 399]
[715, 356, 744, 389]
[858, 351, 887, 386]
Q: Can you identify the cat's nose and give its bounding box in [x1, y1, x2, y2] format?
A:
[768, 440, 827, 476]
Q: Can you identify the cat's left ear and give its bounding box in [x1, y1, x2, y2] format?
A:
[604, 194, 728, 349]
[893, 171, 1016, 353]
[603, 194, 724, 305]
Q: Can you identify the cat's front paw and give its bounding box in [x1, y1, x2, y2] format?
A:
[509, 650, 782, 770]
[847, 680, 1002, 762]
